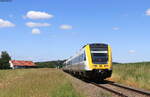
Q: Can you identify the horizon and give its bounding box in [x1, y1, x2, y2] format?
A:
[0, 0, 150, 63]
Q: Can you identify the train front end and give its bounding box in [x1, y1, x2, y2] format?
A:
[85, 43, 112, 80]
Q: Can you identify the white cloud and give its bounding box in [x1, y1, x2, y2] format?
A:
[128, 50, 136, 54]
[60, 24, 72, 30]
[0, 19, 15, 28]
[26, 22, 51, 27]
[145, 8, 150, 16]
[112, 27, 120, 30]
[32, 28, 41, 34]
[25, 11, 54, 19]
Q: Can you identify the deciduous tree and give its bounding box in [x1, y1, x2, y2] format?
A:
[0, 51, 11, 69]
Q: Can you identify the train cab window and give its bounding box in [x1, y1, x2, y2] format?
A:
[90, 44, 108, 64]
[91, 53, 108, 64]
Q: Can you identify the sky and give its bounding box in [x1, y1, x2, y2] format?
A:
[0, 0, 150, 63]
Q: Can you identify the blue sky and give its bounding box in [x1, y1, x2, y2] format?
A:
[0, 0, 150, 62]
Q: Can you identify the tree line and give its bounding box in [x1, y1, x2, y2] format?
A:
[35, 60, 66, 68]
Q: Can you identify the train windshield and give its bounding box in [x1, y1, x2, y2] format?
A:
[90, 44, 108, 64]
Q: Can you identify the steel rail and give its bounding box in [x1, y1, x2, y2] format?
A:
[92, 81, 150, 97]
[108, 82, 150, 96]
[92, 82, 128, 97]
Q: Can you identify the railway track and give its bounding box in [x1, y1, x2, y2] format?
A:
[92, 81, 150, 97]
[64, 71, 150, 97]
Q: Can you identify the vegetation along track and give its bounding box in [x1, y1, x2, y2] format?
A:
[92, 81, 150, 97]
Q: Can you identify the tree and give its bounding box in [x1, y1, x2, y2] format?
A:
[0, 51, 11, 69]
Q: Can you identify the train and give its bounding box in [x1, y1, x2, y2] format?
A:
[63, 43, 112, 81]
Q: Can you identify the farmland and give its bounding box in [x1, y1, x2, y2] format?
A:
[109, 62, 150, 91]
[0, 62, 149, 97]
[0, 68, 112, 97]
[0, 68, 84, 97]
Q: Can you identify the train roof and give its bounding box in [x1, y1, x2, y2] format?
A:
[82, 43, 108, 48]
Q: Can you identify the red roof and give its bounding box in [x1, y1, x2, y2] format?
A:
[10, 60, 36, 66]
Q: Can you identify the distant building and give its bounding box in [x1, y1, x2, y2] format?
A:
[9, 60, 36, 69]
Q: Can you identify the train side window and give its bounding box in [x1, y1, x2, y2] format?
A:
[81, 54, 83, 61]
[79, 54, 82, 62]
[84, 52, 86, 61]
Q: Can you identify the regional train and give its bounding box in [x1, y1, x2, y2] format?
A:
[63, 43, 112, 81]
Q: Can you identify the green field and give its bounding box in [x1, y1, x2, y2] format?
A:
[110, 62, 150, 91]
[0, 63, 149, 97]
[0, 68, 83, 97]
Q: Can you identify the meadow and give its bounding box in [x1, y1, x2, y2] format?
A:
[0, 68, 84, 97]
[0, 63, 149, 97]
[110, 62, 150, 91]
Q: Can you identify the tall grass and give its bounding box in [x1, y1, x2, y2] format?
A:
[111, 62, 150, 90]
[0, 68, 83, 97]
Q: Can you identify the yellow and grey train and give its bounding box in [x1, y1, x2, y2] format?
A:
[63, 43, 112, 81]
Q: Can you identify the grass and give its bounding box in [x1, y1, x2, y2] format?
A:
[0, 68, 84, 97]
[109, 62, 150, 91]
